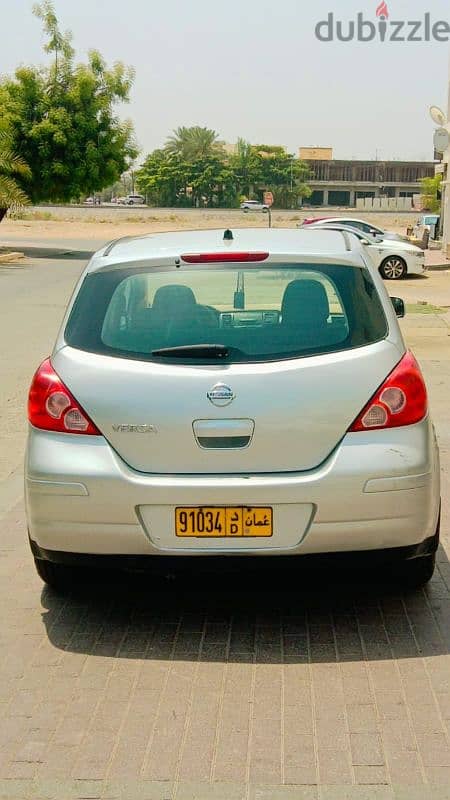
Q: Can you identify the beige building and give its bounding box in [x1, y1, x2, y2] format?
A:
[221, 142, 238, 156]
[301, 155, 435, 208]
[299, 147, 333, 161]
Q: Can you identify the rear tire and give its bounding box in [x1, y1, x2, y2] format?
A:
[34, 557, 73, 592]
[396, 508, 440, 589]
[380, 256, 407, 280]
[398, 553, 436, 589]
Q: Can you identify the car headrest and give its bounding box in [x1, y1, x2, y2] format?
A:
[281, 279, 330, 326]
[152, 284, 197, 315]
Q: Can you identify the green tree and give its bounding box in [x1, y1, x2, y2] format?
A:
[252, 145, 311, 209]
[229, 138, 262, 199]
[0, 1, 137, 203]
[420, 174, 442, 213]
[189, 154, 235, 207]
[137, 135, 312, 209]
[137, 147, 234, 208]
[137, 150, 191, 206]
[165, 126, 224, 161]
[0, 127, 31, 222]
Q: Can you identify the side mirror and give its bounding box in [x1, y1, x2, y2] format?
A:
[391, 297, 405, 318]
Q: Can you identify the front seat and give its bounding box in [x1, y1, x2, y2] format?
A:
[281, 279, 331, 345]
[150, 284, 200, 343]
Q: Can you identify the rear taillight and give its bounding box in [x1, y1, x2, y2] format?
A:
[28, 359, 100, 435]
[349, 352, 427, 432]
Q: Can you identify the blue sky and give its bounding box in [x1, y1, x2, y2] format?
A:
[2, 0, 449, 162]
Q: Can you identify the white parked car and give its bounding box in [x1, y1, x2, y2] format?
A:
[240, 200, 269, 213]
[303, 222, 426, 280]
[301, 216, 409, 242]
[118, 194, 146, 206]
[26, 228, 440, 591]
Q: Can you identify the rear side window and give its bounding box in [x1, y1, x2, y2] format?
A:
[65, 263, 387, 363]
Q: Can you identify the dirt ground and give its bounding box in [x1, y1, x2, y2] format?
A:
[0, 208, 419, 242]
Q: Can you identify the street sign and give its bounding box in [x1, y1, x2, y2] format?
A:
[434, 127, 450, 154]
[263, 191, 274, 207]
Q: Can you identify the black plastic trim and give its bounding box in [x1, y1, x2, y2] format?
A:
[197, 436, 251, 449]
[30, 530, 440, 574]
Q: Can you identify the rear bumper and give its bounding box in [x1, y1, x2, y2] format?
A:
[30, 530, 440, 570]
[25, 418, 440, 558]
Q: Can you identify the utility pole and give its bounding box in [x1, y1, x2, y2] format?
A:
[442, 58, 450, 256]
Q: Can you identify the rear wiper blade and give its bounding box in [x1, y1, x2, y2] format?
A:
[152, 344, 234, 359]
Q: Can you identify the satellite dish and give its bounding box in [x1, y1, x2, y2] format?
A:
[434, 127, 450, 154]
[429, 106, 446, 126]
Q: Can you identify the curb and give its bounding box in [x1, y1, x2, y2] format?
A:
[426, 263, 450, 272]
[0, 245, 93, 260]
[0, 251, 25, 263]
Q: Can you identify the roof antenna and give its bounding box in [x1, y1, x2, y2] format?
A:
[223, 229, 233, 240]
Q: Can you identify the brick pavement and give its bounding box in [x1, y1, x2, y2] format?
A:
[0, 467, 449, 800]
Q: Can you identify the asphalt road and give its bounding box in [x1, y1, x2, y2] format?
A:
[0, 256, 85, 487]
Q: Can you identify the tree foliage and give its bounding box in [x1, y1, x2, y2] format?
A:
[420, 174, 442, 213]
[0, 126, 31, 222]
[165, 126, 224, 161]
[0, 1, 137, 203]
[137, 130, 311, 208]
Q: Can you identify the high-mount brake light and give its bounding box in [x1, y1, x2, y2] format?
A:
[28, 359, 100, 435]
[349, 351, 427, 432]
[180, 252, 269, 263]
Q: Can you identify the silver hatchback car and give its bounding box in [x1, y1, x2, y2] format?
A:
[25, 228, 440, 590]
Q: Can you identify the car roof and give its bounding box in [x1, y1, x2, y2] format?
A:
[308, 223, 368, 237]
[311, 223, 418, 248]
[87, 227, 366, 273]
[309, 217, 379, 225]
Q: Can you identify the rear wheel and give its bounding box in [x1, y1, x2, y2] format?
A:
[34, 558, 74, 592]
[397, 511, 440, 589]
[380, 256, 407, 280]
[398, 553, 436, 589]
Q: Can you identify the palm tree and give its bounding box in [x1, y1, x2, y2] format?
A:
[165, 126, 223, 161]
[0, 129, 30, 223]
[231, 138, 261, 198]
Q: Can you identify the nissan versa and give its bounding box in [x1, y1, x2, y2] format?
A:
[25, 228, 441, 590]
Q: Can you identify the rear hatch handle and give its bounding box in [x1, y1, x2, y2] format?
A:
[193, 419, 255, 449]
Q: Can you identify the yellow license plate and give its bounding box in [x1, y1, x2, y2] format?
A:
[175, 507, 273, 538]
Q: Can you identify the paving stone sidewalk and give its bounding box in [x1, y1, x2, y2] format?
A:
[0, 471, 449, 800]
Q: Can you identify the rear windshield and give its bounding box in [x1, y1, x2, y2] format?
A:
[65, 263, 387, 363]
